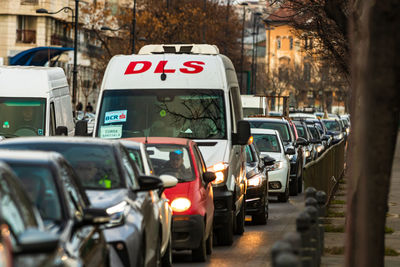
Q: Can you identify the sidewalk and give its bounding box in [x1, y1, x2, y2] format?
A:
[321, 132, 400, 266]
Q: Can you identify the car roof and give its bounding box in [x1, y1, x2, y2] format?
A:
[250, 128, 279, 135]
[0, 136, 120, 147]
[246, 117, 288, 123]
[124, 137, 192, 146]
[0, 149, 62, 165]
[120, 139, 142, 149]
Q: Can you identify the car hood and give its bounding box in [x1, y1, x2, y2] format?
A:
[86, 189, 128, 209]
[163, 180, 194, 202]
[260, 152, 286, 162]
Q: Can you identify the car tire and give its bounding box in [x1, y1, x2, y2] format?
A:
[192, 229, 207, 262]
[234, 201, 245, 235]
[278, 186, 289, 202]
[253, 194, 268, 225]
[289, 177, 298, 196]
[206, 224, 213, 255]
[161, 233, 172, 267]
[216, 212, 233, 246]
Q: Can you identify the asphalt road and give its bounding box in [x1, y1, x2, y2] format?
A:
[173, 192, 305, 267]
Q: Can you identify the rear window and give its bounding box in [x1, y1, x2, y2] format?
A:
[253, 134, 281, 153]
[296, 125, 307, 138]
[249, 121, 290, 143]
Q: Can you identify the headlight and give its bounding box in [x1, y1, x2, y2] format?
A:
[247, 174, 263, 187]
[288, 154, 294, 160]
[316, 145, 324, 153]
[171, 197, 191, 212]
[106, 201, 128, 227]
[305, 150, 311, 158]
[207, 162, 229, 185]
[346, 128, 350, 134]
[334, 133, 343, 140]
[268, 161, 283, 171]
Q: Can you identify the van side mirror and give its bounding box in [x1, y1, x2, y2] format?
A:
[55, 126, 68, 136]
[233, 120, 250, 145]
[203, 172, 216, 184]
[75, 120, 88, 136]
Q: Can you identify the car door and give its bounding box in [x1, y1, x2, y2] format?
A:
[193, 144, 214, 234]
[58, 160, 107, 267]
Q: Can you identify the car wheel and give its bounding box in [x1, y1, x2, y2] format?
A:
[253, 195, 268, 225]
[161, 233, 172, 267]
[206, 223, 213, 255]
[289, 176, 298, 196]
[297, 172, 303, 193]
[278, 186, 289, 202]
[192, 229, 207, 262]
[216, 211, 233, 246]
[234, 201, 245, 235]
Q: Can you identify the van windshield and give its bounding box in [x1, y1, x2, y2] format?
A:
[96, 89, 226, 139]
[0, 98, 46, 138]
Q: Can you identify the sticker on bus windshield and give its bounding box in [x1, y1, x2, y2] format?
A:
[100, 125, 123, 139]
[104, 110, 127, 124]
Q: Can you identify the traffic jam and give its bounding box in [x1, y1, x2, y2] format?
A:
[0, 44, 350, 267]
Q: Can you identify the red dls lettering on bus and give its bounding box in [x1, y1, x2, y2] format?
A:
[180, 61, 205, 74]
[154, 61, 176, 73]
[124, 61, 152, 74]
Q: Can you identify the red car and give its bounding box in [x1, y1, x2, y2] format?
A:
[127, 137, 215, 262]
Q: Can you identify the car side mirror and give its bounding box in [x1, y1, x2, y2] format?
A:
[159, 174, 178, 188]
[17, 229, 59, 254]
[80, 207, 110, 226]
[262, 155, 276, 166]
[136, 175, 163, 191]
[233, 120, 251, 145]
[295, 137, 309, 146]
[55, 126, 68, 136]
[321, 135, 329, 141]
[75, 120, 89, 136]
[310, 139, 321, 144]
[285, 147, 296, 155]
[203, 172, 216, 184]
[0, 136, 5, 141]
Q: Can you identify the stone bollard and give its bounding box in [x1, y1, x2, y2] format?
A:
[296, 211, 313, 267]
[315, 191, 327, 255]
[305, 206, 320, 267]
[271, 240, 294, 267]
[305, 187, 317, 200]
[283, 232, 302, 257]
[275, 252, 301, 267]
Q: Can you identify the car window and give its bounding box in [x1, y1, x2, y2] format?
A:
[248, 121, 290, 143]
[0, 169, 38, 237]
[127, 148, 145, 173]
[322, 120, 341, 131]
[9, 163, 63, 224]
[296, 125, 307, 139]
[146, 145, 194, 183]
[245, 145, 254, 163]
[120, 149, 140, 190]
[308, 126, 320, 139]
[253, 134, 281, 153]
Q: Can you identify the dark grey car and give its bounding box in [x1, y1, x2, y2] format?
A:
[0, 137, 164, 267]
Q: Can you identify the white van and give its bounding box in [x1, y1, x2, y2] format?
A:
[93, 44, 250, 245]
[241, 94, 268, 117]
[0, 66, 74, 138]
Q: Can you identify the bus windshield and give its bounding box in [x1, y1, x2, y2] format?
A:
[0, 98, 46, 137]
[96, 89, 226, 139]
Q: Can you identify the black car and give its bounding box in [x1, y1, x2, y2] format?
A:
[0, 150, 110, 267]
[322, 119, 345, 144]
[306, 124, 326, 157]
[246, 117, 305, 196]
[0, 137, 164, 267]
[0, 161, 63, 267]
[292, 120, 316, 163]
[244, 143, 274, 225]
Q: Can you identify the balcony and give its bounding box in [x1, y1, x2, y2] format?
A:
[16, 29, 36, 44]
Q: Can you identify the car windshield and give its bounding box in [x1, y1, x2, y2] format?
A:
[96, 89, 226, 140]
[323, 120, 341, 131]
[0, 98, 46, 138]
[248, 121, 291, 143]
[9, 164, 62, 224]
[253, 134, 281, 153]
[0, 143, 123, 190]
[146, 144, 194, 182]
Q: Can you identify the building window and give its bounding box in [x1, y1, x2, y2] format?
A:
[20, 0, 38, 4]
[289, 36, 293, 50]
[16, 16, 36, 44]
[277, 37, 281, 49]
[303, 63, 311, 81]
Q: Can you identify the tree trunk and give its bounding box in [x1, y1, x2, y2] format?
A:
[345, 1, 400, 266]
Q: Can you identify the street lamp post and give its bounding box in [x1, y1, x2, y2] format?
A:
[36, 0, 79, 107]
[239, 2, 248, 93]
[251, 12, 262, 95]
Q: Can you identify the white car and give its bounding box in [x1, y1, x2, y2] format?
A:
[250, 128, 291, 202]
[121, 140, 178, 266]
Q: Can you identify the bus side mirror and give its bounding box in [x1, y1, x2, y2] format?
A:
[234, 120, 251, 145]
[75, 120, 88, 136]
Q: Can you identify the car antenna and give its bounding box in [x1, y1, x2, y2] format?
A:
[145, 103, 149, 144]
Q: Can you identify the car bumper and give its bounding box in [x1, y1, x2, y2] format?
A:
[172, 214, 204, 250]
[268, 167, 288, 194]
[246, 184, 266, 214]
[212, 188, 234, 229]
